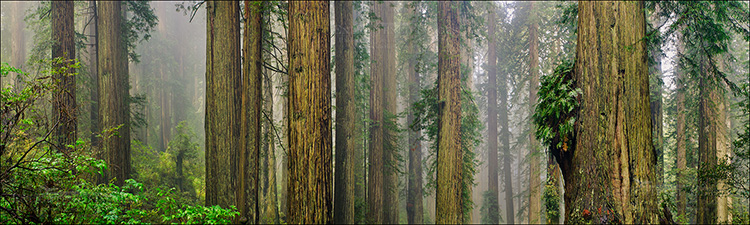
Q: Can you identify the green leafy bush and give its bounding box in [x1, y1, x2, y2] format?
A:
[532, 59, 580, 153]
[1, 63, 236, 224]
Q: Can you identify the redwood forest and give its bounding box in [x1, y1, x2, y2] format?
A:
[1, 1, 749, 224]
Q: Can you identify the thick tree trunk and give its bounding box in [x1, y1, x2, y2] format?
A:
[527, 2, 541, 222]
[98, 1, 131, 187]
[287, 1, 332, 223]
[381, 2, 399, 223]
[485, 5, 500, 224]
[334, 1, 356, 224]
[205, 0, 240, 213]
[697, 55, 729, 224]
[368, 1, 386, 223]
[558, 2, 659, 223]
[435, 1, 463, 223]
[52, 1, 76, 153]
[406, 3, 424, 224]
[239, 1, 262, 223]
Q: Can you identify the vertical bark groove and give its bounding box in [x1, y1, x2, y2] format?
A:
[436, 1, 463, 223]
[287, 1, 332, 223]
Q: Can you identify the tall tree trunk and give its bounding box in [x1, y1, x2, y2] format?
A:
[98, 1, 131, 187]
[260, 5, 280, 221]
[696, 54, 729, 224]
[381, 2, 399, 224]
[334, 1, 356, 224]
[649, 42, 664, 189]
[406, 3, 424, 224]
[10, 1, 26, 93]
[459, 3, 475, 223]
[485, 5, 500, 224]
[352, 4, 367, 223]
[674, 46, 687, 217]
[159, 66, 171, 151]
[239, 1, 261, 223]
[368, 1, 386, 223]
[499, 40, 514, 225]
[52, 1, 77, 153]
[262, 67, 280, 224]
[527, 2, 541, 223]
[205, 0, 240, 214]
[287, 1, 332, 223]
[556, 2, 659, 223]
[436, 1, 463, 223]
[86, 1, 102, 183]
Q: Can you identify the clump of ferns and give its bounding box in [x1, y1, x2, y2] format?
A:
[532, 59, 580, 159]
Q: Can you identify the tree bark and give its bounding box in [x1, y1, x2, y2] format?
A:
[98, 1, 131, 187]
[205, 0, 240, 213]
[239, 1, 262, 224]
[52, 0, 77, 153]
[649, 41, 664, 189]
[485, 5, 500, 224]
[380, 2, 400, 223]
[527, 2, 541, 223]
[334, 1, 356, 224]
[406, 3, 424, 224]
[696, 54, 729, 224]
[287, 1, 332, 223]
[673, 31, 688, 218]
[368, 1, 386, 223]
[557, 2, 659, 223]
[436, 1, 463, 223]
[86, 1, 102, 184]
[499, 36, 514, 225]
[10, 1, 26, 93]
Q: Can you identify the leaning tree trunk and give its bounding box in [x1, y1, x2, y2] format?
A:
[334, 1, 356, 224]
[435, 1, 463, 223]
[97, 1, 131, 187]
[239, 1, 261, 223]
[52, 0, 76, 153]
[557, 1, 659, 223]
[484, 4, 500, 224]
[205, 0, 240, 215]
[287, 1, 332, 223]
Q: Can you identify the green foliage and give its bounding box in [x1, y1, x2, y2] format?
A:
[480, 190, 501, 223]
[532, 59, 579, 153]
[1, 63, 235, 224]
[542, 176, 560, 224]
[412, 72, 482, 220]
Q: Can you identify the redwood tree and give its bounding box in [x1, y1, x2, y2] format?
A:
[334, 1, 355, 223]
[484, 4, 500, 224]
[51, 0, 76, 153]
[205, 0, 240, 212]
[435, 1, 463, 223]
[287, 1, 332, 223]
[554, 2, 659, 223]
[98, 1, 131, 187]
